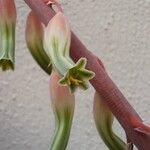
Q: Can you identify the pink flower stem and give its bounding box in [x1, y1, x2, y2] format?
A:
[24, 0, 150, 149]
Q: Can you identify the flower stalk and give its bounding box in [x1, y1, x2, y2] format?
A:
[44, 12, 94, 92]
[49, 71, 75, 150]
[0, 0, 16, 71]
[93, 92, 126, 150]
[25, 11, 52, 75]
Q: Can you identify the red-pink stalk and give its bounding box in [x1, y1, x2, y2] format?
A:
[24, 0, 150, 149]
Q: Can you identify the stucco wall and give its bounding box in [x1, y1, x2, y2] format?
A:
[0, 0, 150, 149]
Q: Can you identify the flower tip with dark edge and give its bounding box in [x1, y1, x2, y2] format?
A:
[0, 59, 14, 71]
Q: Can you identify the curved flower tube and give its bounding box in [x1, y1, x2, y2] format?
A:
[93, 92, 126, 150]
[44, 12, 94, 92]
[49, 71, 75, 150]
[0, 0, 16, 71]
[26, 11, 52, 75]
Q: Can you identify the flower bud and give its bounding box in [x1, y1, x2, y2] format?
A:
[0, 0, 16, 71]
[44, 12, 94, 92]
[26, 11, 52, 75]
[93, 92, 126, 150]
[49, 71, 75, 150]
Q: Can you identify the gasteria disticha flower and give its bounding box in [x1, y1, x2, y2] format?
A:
[0, 0, 16, 71]
[49, 70, 75, 150]
[44, 12, 95, 92]
[93, 92, 126, 150]
[25, 11, 52, 75]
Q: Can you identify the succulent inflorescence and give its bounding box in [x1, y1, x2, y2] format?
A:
[1, 1, 150, 150]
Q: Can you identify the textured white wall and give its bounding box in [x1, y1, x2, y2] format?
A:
[0, 0, 150, 150]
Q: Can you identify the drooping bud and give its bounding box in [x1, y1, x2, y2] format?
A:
[49, 70, 75, 150]
[25, 11, 52, 75]
[0, 0, 16, 71]
[93, 92, 126, 150]
[44, 12, 94, 92]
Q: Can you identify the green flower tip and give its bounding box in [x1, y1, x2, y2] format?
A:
[59, 58, 95, 92]
[0, 59, 14, 71]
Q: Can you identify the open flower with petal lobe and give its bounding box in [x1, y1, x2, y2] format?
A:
[44, 12, 94, 92]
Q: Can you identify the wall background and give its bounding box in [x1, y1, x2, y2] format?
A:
[0, 0, 150, 149]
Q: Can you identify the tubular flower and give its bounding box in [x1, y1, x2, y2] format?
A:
[49, 71, 75, 150]
[93, 92, 126, 150]
[0, 0, 16, 71]
[44, 12, 94, 92]
[25, 11, 52, 75]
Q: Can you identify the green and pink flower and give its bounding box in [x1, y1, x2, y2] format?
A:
[0, 0, 16, 71]
[93, 92, 126, 150]
[49, 71, 75, 150]
[25, 11, 52, 75]
[44, 12, 94, 92]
